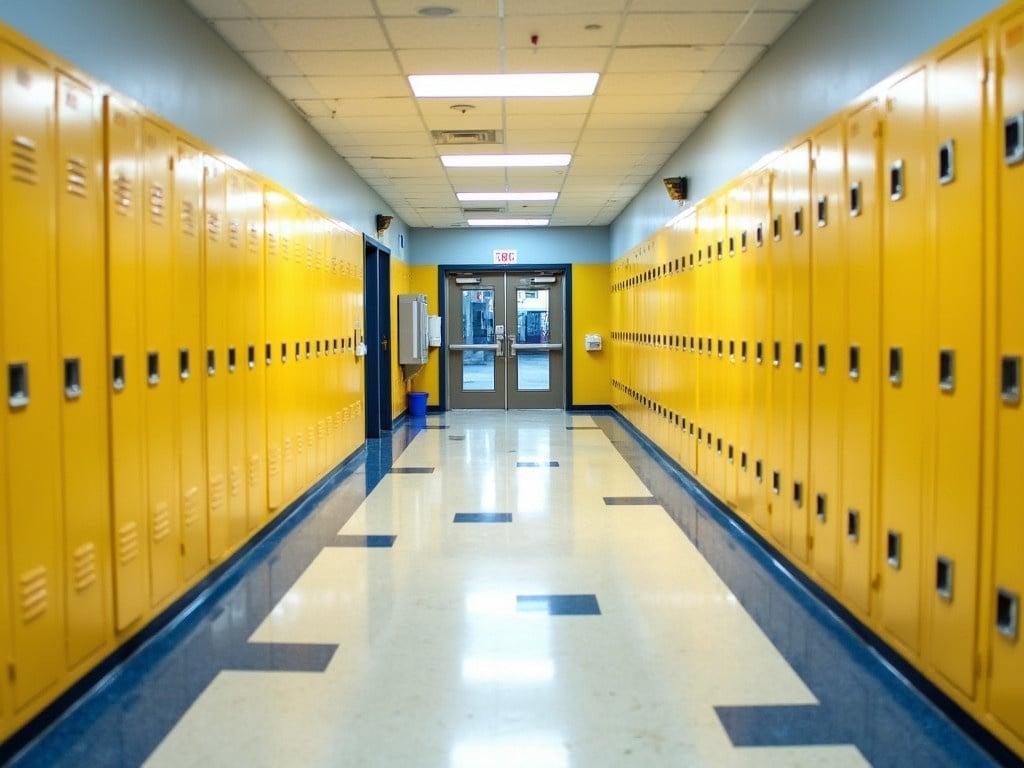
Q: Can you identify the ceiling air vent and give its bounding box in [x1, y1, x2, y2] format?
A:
[462, 206, 505, 214]
[432, 129, 503, 145]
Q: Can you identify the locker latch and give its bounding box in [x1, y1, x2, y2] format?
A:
[816, 196, 828, 228]
[7, 362, 29, 408]
[771, 471, 781, 495]
[888, 347, 903, 386]
[281, 342, 288, 364]
[772, 215, 782, 241]
[1005, 111, 1024, 166]
[755, 460, 764, 483]
[817, 343, 827, 374]
[793, 482, 803, 508]
[1001, 355, 1022, 405]
[849, 345, 861, 380]
[772, 341, 781, 368]
[794, 342, 804, 370]
[938, 139, 956, 185]
[756, 224, 764, 247]
[996, 588, 1020, 640]
[741, 340, 748, 362]
[147, 352, 160, 386]
[816, 493, 827, 523]
[179, 348, 190, 380]
[228, 347, 237, 373]
[890, 159, 905, 201]
[936, 556, 954, 602]
[265, 343, 273, 366]
[847, 509, 860, 542]
[793, 207, 804, 236]
[886, 530, 902, 569]
[756, 341, 764, 365]
[849, 182, 862, 217]
[64, 358, 82, 400]
[939, 349, 955, 393]
[248, 345, 256, 370]
[207, 349, 216, 377]
[112, 356, 126, 392]
[740, 452, 748, 471]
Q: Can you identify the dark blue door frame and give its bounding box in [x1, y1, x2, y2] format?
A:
[437, 263, 573, 411]
[364, 236, 393, 437]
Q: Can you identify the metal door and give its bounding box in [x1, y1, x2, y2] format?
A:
[506, 273, 565, 409]
[447, 274, 507, 409]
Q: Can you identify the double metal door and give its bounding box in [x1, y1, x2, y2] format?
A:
[447, 271, 565, 409]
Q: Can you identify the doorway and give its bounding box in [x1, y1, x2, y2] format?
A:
[363, 236, 392, 437]
[445, 269, 567, 409]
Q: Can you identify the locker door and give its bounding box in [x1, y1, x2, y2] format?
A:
[840, 99, 881, 616]
[244, 178, 267, 529]
[0, 43, 64, 707]
[928, 36, 986, 699]
[809, 123, 845, 587]
[225, 170, 247, 546]
[280, 205, 296, 499]
[174, 139, 208, 581]
[736, 178, 755, 520]
[204, 155, 229, 560]
[990, 9, 1024, 740]
[264, 192, 283, 510]
[55, 72, 111, 666]
[724, 189, 741, 508]
[878, 68, 928, 656]
[788, 141, 812, 563]
[750, 170, 773, 531]
[769, 155, 793, 551]
[105, 96, 149, 632]
[142, 119, 180, 606]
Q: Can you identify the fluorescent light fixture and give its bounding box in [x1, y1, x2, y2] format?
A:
[458, 191, 559, 202]
[442, 154, 571, 168]
[468, 219, 549, 227]
[409, 72, 598, 98]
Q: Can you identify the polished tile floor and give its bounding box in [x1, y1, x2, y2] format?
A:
[11, 411, 1000, 767]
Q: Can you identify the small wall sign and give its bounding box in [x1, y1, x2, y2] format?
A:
[492, 249, 518, 264]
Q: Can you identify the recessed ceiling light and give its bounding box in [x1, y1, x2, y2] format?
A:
[442, 154, 571, 168]
[468, 219, 549, 227]
[418, 6, 456, 16]
[409, 73, 599, 98]
[458, 192, 559, 201]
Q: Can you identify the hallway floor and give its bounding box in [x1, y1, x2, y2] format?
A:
[13, 412, 998, 767]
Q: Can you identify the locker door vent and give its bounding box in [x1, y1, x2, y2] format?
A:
[886, 530, 902, 569]
[71, 542, 97, 592]
[66, 156, 87, 198]
[11, 135, 39, 185]
[228, 219, 241, 249]
[935, 556, 954, 601]
[207, 212, 221, 241]
[116, 522, 140, 565]
[183, 487, 200, 529]
[113, 173, 132, 215]
[152, 503, 171, 542]
[181, 200, 196, 236]
[1005, 112, 1024, 166]
[209, 476, 226, 511]
[18, 566, 49, 622]
[149, 183, 166, 224]
[1001, 355, 1021, 404]
[996, 589, 1020, 640]
[847, 509, 860, 542]
[248, 222, 259, 253]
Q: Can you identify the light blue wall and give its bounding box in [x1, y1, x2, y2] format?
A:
[609, 0, 1004, 258]
[0, 0, 408, 258]
[409, 227, 609, 266]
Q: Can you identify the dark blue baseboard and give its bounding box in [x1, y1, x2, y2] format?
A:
[602, 407, 1021, 768]
[0, 441, 368, 764]
[567, 403, 612, 412]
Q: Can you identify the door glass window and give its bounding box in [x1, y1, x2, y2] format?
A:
[517, 288, 550, 390]
[462, 288, 495, 391]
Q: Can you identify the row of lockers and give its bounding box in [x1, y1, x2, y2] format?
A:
[0, 32, 366, 739]
[610, 5, 1023, 758]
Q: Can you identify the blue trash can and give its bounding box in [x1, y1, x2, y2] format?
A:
[408, 391, 428, 417]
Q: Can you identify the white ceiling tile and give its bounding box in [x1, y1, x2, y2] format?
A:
[505, 0, 628, 15]
[599, 71, 702, 95]
[581, 127, 684, 142]
[263, 18, 387, 50]
[243, 0, 375, 16]
[502, 141, 577, 154]
[213, 19, 278, 50]
[680, 92, 723, 112]
[269, 76, 319, 99]
[591, 93, 695, 114]
[397, 48, 502, 74]
[342, 145, 437, 158]
[630, 0, 758, 9]
[243, 50, 302, 76]
[576, 140, 680, 156]
[290, 51, 400, 77]
[503, 167, 569, 181]
[619, 13, 745, 46]
[607, 45, 720, 73]
[505, 113, 586, 131]
[384, 18, 500, 49]
[711, 44, 765, 70]
[587, 112, 703, 130]
[308, 75, 409, 98]
[692, 69, 744, 94]
[504, 97, 591, 115]
[331, 114, 425, 132]
[292, 99, 335, 117]
[732, 12, 799, 45]
[504, 128, 587, 144]
[504, 15, 621, 48]
[377, 0, 498, 15]
[342, 131, 434, 145]
[504, 47, 611, 72]
[329, 97, 419, 117]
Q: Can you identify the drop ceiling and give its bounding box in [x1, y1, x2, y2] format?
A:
[188, 0, 812, 228]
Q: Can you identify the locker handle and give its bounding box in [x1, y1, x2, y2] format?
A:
[717, 339, 723, 358]
[886, 530, 901, 569]
[849, 345, 861, 380]
[727, 444, 734, 464]
[295, 342, 301, 361]
[728, 339, 735, 361]
[741, 231, 748, 251]
[7, 362, 29, 408]
[756, 341, 764, 365]
[756, 224, 764, 247]
[147, 351, 160, 386]
[707, 337, 713, 357]
[771, 471, 781, 495]
[755, 460, 764, 483]
[938, 139, 955, 185]
[793, 207, 803, 236]
[817, 343, 827, 374]
[772, 341, 781, 368]
[938, 349, 955, 393]
[265, 342, 273, 366]
[816, 493, 826, 523]
[936, 556, 954, 602]
[112, 355, 126, 392]
[716, 239, 723, 257]
[1005, 112, 1024, 166]
[1001, 355, 1021, 405]
[248, 345, 256, 370]
[794, 342, 804, 370]
[847, 509, 860, 542]
[716, 437, 722, 455]
[996, 588, 1020, 640]
[228, 347, 237, 373]
[180, 348, 190, 380]
[281, 342, 288, 364]
[64, 357, 82, 400]
[890, 159, 905, 201]
[306, 340, 312, 359]
[740, 452, 748, 471]
[816, 195, 827, 228]
[207, 349, 216, 377]
[888, 347, 903, 386]
[741, 340, 748, 362]
[728, 236, 735, 256]
[793, 482, 803, 507]
[850, 182, 862, 217]
[772, 215, 782, 241]
[316, 340, 322, 357]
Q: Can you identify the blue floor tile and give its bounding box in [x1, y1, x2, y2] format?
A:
[332, 535, 396, 548]
[453, 513, 512, 523]
[517, 594, 601, 616]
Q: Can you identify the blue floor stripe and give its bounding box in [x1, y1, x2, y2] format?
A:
[453, 513, 512, 523]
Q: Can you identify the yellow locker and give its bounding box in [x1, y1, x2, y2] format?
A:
[768, 153, 792, 550]
[724, 188, 742, 508]
[878, 68, 928, 656]
[55, 72, 111, 667]
[840, 99, 881, 617]
[709, 197, 726, 499]
[809, 123, 845, 587]
[750, 170, 773, 531]
[105, 95, 149, 632]
[204, 154, 229, 561]
[142, 119, 180, 606]
[0, 42, 64, 707]
[281, 204, 297, 499]
[927, 35, 986, 698]
[735, 178, 755, 521]
[788, 141, 812, 563]
[244, 177, 268, 530]
[225, 169, 247, 546]
[989, 7, 1024, 741]
[264, 191, 284, 510]
[173, 139, 208, 581]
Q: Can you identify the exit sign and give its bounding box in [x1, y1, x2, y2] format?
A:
[493, 249, 518, 264]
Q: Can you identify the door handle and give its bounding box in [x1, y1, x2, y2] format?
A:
[510, 343, 563, 351]
[449, 343, 500, 351]
[382, 338, 389, 351]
